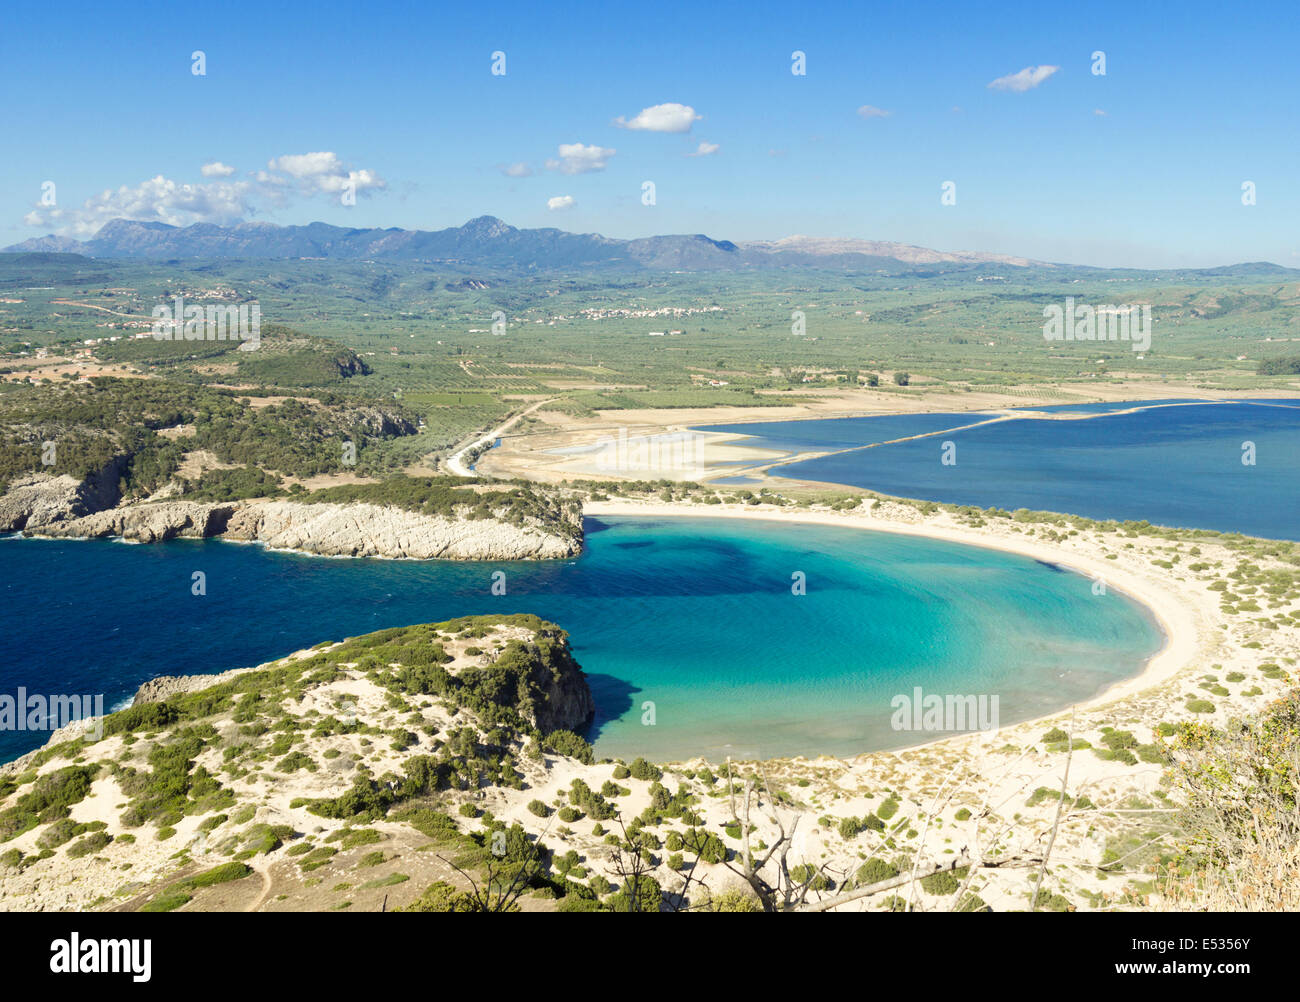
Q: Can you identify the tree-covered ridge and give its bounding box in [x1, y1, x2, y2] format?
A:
[91, 323, 371, 388]
[0, 376, 419, 496]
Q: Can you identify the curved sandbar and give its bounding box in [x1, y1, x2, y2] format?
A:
[584, 499, 1203, 728]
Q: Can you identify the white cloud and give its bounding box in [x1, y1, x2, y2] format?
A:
[21, 150, 387, 237]
[265, 151, 386, 196]
[501, 162, 533, 177]
[267, 151, 343, 178]
[545, 143, 615, 175]
[987, 65, 1059, 92]
[1093, 108, 1108, 116]
[856, 105, 890, 119]
[23, 175, 255, 237]
[686, 141, 720, 157]
[253, 169, 290, 187]
[547, 195, 575, 210]
[614, 102, 701, 133]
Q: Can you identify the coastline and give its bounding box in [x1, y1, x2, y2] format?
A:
[477, 388, 1300, 487]
[6, 496, 582, 562]
[0, 496, 1204, 767]
[583, 498, 1204, 743]
[2, 495, 1289, 914]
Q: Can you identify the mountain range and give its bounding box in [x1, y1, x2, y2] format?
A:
[8, 218, 1296, 279]
[4, 216, 1045, 272]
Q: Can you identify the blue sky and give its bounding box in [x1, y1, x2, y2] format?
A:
[2, 0, 1296, 268]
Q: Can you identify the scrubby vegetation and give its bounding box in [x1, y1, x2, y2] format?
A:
[300, 476, 580, 531]
[1160, 688, 1300, 910]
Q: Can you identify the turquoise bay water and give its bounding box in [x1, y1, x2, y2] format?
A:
[0, 517, 1161, 763]
[701, 399, 1300, 540]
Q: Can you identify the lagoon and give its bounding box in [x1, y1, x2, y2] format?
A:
[702, 399, 1300, 540]
[0, 517, 1163, 763]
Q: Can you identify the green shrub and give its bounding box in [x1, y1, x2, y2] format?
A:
[139, 861, 251, 912]
[607, 875, 662, 913]
[0, 764, 98, 843]
[298, 846, 338, 872]
[628, 758, 662, 782]
[66, 831, 112, 858]
[708, 887, 762, 912]
[682, 828, 726, 864]
[326, 827, 382, 849]
[397, 880, 477, 912]
[919, 867, 965, 895]
[140, 891, 192, 913]
[188, 862, 252, 888]
[1100, 730, 1138, 751]
[541, 730, 594, 764]
[856, 857, 899, 886]
[790, 863, 832, 891]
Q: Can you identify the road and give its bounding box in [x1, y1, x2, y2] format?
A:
[444, 398, 553, 477]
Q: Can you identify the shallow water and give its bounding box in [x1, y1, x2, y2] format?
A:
[0, 516, 1162, 763]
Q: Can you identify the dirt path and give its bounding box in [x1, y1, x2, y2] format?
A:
[245, 863, 274, 912]
[445, 398, 554, 476]
[51, 299, 153, 321]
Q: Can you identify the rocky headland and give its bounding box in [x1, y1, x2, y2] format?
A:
[0, 473, 583, 560]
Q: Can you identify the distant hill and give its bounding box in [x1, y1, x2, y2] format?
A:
[0, 251, 115, 287]
[3, 216, 1043, 272]
[8, 218, 1298, 277]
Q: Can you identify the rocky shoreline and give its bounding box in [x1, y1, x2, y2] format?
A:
[0, 474, 583, 561]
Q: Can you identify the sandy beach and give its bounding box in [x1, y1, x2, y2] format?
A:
[583, 498, 1205, 726]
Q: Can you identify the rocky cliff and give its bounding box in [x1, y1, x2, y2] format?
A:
[222, 499, 581, 560]
[2, 475, 582, 560]
[516, 625, 598, 734]
[0, 463, 126, 532]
